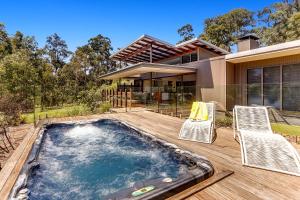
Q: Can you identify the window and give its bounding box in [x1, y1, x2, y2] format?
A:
[191, 53, 198, 62]
[283, 64, 300, 111]
[181, 53, 198, 64]
[182, 55, 191, 64]
[263, 67, 280, 108]
[247, 68, 262, 106]
[247, 66, 281, 108]
[247, 64, 300, 111]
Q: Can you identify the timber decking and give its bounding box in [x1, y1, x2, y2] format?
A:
[0, 110, 299, 200]
[0, 124, 33, 169]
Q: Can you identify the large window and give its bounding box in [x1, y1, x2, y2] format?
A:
[247, 68, 262, 106]
[247, 64, 300, 111]
[283, 64, 300, 111]
[247, 66, 280, 108]
[263, 67, 280, 108]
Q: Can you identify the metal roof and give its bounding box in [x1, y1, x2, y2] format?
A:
[111, 34, 229, 64]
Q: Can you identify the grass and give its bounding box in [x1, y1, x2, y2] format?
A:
[21, 103, 300, 137]
[21, 103, 111, 124]
[271, 123, 300, 136]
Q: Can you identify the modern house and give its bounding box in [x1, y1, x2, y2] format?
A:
[100, 34, 300, 111]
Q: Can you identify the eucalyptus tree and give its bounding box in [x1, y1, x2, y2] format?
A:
[177, 24, 195, 44]
[44, 33, 72, 73]
[200, 8, 255, 52]
[0, 23, 12, 59]
[256, 0, 300, 45]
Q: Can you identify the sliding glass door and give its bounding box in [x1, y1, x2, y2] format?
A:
[263, 67, 281, 108]
[247, 66, 280, 109]
[283, 64, 300, 111]
[247, 68, 262, 106]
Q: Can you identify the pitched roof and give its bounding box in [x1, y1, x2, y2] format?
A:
[110, 34, 229, 64]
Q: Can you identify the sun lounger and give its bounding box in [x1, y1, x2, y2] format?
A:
[179, 102, 215, 144]
[233, 105, 300, 176]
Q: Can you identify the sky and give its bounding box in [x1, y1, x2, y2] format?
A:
[0, 0, 279, 52]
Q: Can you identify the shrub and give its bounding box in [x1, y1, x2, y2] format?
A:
[216, 116, 233, 128]
[100, 102, 111, 113]
[0, 94, 23, 126]
[78, 87, 102, 112]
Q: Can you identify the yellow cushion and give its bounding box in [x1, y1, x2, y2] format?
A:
[195, 102, 209, 121]
[189, 102, 199, 120]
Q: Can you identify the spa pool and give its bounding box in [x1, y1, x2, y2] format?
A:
[11, 119, 214, 200]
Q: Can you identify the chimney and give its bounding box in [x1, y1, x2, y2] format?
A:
[237, 33, 259, 52]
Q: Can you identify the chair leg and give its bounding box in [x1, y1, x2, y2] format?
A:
[4, 128, 14, 150]
[0, 145, 9, 153]
[0, 136, 9, 153]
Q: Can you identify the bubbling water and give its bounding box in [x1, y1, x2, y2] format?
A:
[27, 120, 187, 200]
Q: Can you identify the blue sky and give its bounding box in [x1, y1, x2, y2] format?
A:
[1, 0, 278, 52]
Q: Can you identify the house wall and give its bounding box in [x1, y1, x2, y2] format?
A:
[227, 54, 300, 110]
[197, 48, 220, 60]
[185, 56, 227, 107]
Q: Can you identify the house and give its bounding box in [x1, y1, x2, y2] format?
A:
[100, 34, 300, 111]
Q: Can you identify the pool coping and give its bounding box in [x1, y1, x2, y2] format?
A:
[0, 116, 233, 200]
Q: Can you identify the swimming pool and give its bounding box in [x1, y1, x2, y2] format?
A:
[10, 119, 214, 200]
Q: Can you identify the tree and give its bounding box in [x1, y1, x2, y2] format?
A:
[256, 0, 300, 45]
[86, 34, 115, 76]
[44, 33, 71, 72]
[69, 34, 116, 86]
[0, 50, 38, 110]
[200, 9, 255, 52]
[286, 12, 300, 41]
[11, 31, 24, 52]
[177, 24, 195, 44]
[0, 23, 12, 59]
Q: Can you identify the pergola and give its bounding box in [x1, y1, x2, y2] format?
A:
[110, 34, 228, 64]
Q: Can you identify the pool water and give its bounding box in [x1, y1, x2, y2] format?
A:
[27, 120, 190, 199]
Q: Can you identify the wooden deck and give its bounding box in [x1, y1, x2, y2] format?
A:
[0, 124, 33, 169]
[0, 110, 299, 199]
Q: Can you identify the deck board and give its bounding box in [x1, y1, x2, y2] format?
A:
[0, 110, 299, 199]
[113, 110, 300, 200]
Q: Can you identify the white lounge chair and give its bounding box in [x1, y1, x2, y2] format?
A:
[179, 102, 216, 144]
[233, 105, 300, 176]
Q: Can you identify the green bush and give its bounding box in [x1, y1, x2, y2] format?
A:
[216, 116, 233, 128]
[0, 94, 23, 126]
[100, 102, 111, 113]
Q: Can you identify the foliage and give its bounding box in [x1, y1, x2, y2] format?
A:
[78, 87, 103, 112]
[0, 50, 37, 110]
[0, 94, 22, 125]
[286, 12, 300, 41]
[200, 8, 255, 52]
[99, 102, 111, 113]
[177, 24, 195, 44]
[0, 23, 12, 59]
[255, 0, 300, 45]
[44, 33, 72, 72]
[215, 116, 233, 128]
[0, 22, 117, 124]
